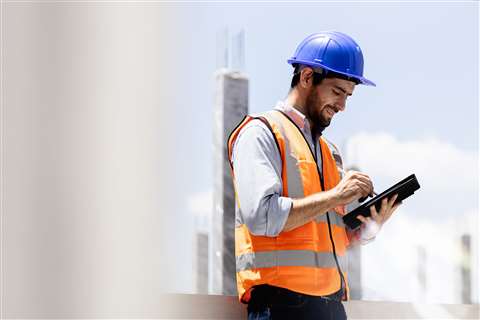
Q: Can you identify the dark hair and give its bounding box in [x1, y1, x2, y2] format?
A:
[290, 72, 324, 88]
[290, 65, 360, 89]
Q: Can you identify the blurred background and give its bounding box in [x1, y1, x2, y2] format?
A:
[1, 0, 478, 317]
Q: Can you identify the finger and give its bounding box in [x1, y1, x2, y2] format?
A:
[388, 194, 399, 208]
[387, 197, 401, 215]
[351, 184, 368, 200]
[346, 171, 369, 184]
[370, 204, 383, 224]
[358, 215, 373, 228]
[391, 201, 402, 213]
[356, 181, 373, 198]
[356, 215, 368, 224]
[390, 201, 402, 215]
[384, 201, 402, 222]
[369, 204, 379, 219]
[347, 170, 364, 177]
[350, 171, 370, 180]
[379, 197, 388, 217]
[383, 208, 394, 222]
[354, 174, 374, 194]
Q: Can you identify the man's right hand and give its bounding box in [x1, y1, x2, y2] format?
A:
[333, 170, 374, 207]
[284, 170, 373, 232]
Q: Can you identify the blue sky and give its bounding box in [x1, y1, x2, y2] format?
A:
[174, 2, 478, 190]
[163, 2, 479, 302]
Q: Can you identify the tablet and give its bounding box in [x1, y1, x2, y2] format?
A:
[342, 174, 421, 230]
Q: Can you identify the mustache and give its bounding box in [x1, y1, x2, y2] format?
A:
[325, 104, 340, 113]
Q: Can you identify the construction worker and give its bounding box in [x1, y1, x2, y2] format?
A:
[227, 32, 401, 319]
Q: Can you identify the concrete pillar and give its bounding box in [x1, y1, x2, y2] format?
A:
[348, 245, 362, 299]
[417, 246, 427, 300]
[212, 70, 248, 295]
[460, 234, 472, 304]
[195, 232, 209, 294]
[345, 165, 362, 299]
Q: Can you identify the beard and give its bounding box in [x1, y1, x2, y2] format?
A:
[305, 89, 331, 130]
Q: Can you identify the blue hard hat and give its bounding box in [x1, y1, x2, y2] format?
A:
[288, 31, 375, 86]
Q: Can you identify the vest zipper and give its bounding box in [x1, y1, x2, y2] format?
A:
[275, 110, 348, 299]
[313, 137, 347, 299]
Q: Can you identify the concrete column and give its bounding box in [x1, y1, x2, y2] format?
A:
[195, 232, 209, 294]
[212, 70, 248, 295]
[345, 165, 362, 299]
[417, 246, 427, 300]
[348, 245, 362, 299]
[461, 234, 472, 304]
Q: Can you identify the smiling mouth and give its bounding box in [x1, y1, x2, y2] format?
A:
[325, 106, 336, 117]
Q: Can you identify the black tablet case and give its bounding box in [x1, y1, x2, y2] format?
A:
[342, 174, 421, 230]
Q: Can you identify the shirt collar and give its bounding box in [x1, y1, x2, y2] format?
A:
[274, 101, 326, 137]
[274, 101, 309, 130]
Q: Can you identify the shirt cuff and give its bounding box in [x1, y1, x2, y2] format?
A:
[265, 196, 292, 237]
[360, 220, 381, 245]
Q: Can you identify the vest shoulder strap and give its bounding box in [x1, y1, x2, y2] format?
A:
[227, 113, 283, 170]
[262, 110, 317, 163]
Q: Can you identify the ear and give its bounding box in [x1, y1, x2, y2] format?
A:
[300, 67, 314, 89]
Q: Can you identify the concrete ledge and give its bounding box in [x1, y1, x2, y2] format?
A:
[344, 300, 479, 319]
[160, 294, 479, 319]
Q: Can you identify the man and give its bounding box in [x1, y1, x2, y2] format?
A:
[227, 32, 401, 319]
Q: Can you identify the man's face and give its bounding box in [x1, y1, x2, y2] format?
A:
[305, 77, 355, 128]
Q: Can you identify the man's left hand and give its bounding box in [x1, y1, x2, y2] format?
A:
[355, 194, 402, 241]
[360, 193, 402, 226]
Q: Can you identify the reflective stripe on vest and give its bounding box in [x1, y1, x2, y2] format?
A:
[236, 250, 348, 272]
[227, 110, 349, 303]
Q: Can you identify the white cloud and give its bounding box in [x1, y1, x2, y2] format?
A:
[345, 133, 479, 303]
[362, 208, 479, 304]
[345, 132, 478, 193]
[344, 132, 478, 221]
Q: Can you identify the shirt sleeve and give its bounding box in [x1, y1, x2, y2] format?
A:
[231, 120, 292, 237]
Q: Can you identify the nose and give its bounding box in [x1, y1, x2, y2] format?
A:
[336, 98, 347, 111]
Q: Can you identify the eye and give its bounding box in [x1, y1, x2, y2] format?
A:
[332, 89, 340, 96]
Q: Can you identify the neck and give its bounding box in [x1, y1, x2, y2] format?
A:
[286, 89, 306, 114]
[286, 88, 312, 127]
[286, 88, 325, 137]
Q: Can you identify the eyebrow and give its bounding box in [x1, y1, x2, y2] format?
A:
[334, 85, 352, 96]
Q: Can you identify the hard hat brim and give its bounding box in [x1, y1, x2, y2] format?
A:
[287, 59, 376, 87]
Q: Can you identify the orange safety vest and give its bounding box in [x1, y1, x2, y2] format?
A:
[227, 110, 350, 303]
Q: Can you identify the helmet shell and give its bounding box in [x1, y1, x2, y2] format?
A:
[288, 31, 375, 86]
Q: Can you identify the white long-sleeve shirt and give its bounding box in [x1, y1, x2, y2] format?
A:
[231, 101, 348, 237]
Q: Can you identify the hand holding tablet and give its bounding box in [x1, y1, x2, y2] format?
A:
[342, 174, 421, 230]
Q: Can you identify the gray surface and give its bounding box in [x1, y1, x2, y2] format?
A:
[196, 233, 209, 294]
[348, 245, 362, 300]
[344, 300, 479, 319]
[212, 70, 248, 295]
[159, 294, 479, 319]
